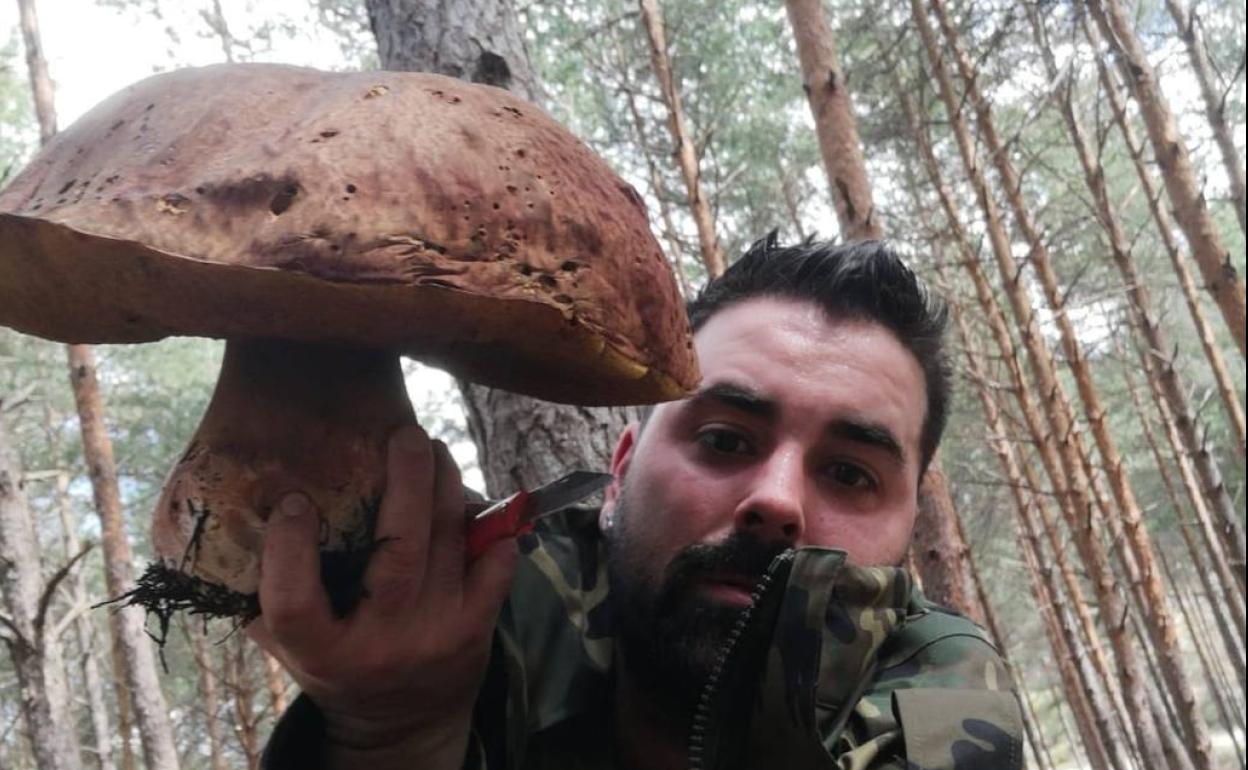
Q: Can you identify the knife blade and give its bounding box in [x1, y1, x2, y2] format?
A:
[465, 470, 613, 560]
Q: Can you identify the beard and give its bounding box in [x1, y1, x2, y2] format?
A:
[604, 489, 788, 715]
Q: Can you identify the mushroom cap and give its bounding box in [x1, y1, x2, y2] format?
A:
[0, 63, 697, 405]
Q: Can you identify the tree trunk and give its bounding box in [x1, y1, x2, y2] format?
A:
[1081, 12, 1245, 460]
[364, 0, 640, 497]
[187, 622, 226, 770]
[0, 408, 83, 770]
[637, 0, 725, 277]
[783, 0, 880, 241]
[262, 650, 289, 718]
[14, 1, 180, 767]
[909, 2, 1179, 765]
[54, 472, 116, 770]
[936, 261, 1131, 770]
[614, 36, 691, 297]
[1122, 352, 1246, 679]
[65, 346, 181, 770]
[778, 0, 978, 622]
[1087, 0, 1247, 356]
[1163, 0, 1246, 234]
[909, 459, 981, 624]
[224, 636, 260, 770]
[930, 3, 1215, 766]
[896, 77, 1135, 741]
[1034, 7, 1247, 602]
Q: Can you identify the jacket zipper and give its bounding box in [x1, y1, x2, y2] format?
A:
[687, 549, 796, 770]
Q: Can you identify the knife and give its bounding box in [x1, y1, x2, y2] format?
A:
[464, 470, 613, 560]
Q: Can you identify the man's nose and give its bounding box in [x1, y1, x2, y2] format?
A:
[732, 447, 805, 545]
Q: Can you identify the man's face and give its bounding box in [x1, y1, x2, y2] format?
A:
[602, 296, 927, 700]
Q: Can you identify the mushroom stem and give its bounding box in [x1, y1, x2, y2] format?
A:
[151, 338, 415, 604]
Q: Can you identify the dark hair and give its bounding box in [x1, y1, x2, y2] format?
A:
[686, 232, 951, 475]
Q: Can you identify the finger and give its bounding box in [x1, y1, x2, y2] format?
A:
[365, 425, 435, 612]
[423, 440, 467, 599]
[463, 536, 519, 629]
[258, 493, 336, 657]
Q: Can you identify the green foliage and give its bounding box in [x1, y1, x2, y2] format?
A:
[0, 31, 35, 185]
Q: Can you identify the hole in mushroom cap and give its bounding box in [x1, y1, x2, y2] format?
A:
[269, 185, 298, 216]
[345, 183, 357, 194]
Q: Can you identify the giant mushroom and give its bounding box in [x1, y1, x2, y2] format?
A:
[0, 63, 697, 622]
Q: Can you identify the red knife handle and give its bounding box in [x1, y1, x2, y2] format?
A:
[465, 490, 532, 561]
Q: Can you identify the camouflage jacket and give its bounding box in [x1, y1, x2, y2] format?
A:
[264, 508, 1024, 770]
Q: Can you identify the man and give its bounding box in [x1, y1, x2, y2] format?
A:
[253, 236, 1024, 769]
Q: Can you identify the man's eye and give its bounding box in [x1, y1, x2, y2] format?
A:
[827, 462, 875, 490]
[695, 428, 752, 455]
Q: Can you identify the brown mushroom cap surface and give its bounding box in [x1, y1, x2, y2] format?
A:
[0, 63, 697, 404]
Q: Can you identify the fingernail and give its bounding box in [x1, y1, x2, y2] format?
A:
[279, 493, 309, 518]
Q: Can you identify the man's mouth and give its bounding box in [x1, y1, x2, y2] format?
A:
[694, 572, 760, 606]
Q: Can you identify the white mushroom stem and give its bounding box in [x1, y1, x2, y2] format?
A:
[151, 339, 416, 596]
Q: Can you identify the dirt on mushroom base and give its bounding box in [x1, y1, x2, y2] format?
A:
[105, 494, 384, 648]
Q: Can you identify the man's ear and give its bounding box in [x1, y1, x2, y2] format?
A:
[599, 422, 639, 532]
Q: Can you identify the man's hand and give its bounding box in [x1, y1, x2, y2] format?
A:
[247, 425, 518, 770]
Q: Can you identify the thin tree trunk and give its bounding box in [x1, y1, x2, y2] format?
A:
[1122, 351, 1246, 682]
[1033, 6, 1246, 583]
[365, 0, 640, 497]
[896, 77, 1138, 755]
[15, 1, 180, 767]
[910, 3, 1178, 765]
[613, 38, 691, 297]
[783, 0, 880, 240]
[65, 347, 180, 770]
[224, 637, 260, 770]
[637, 0, 725, 276]
[262, 651, 288, 718]
[0, 408, 83, 770]
[778, 0, 977, 621]
[1163, 0, 1246, 234]
[1081, 12, 1245, 460]
[941, 279, 1128, 770]
[187, 623, 226, 770]
[930, 3, 1215, 765]
[1086, 0, 1247, 356]
[1160, 546, 1246, 770]
[909, 457, 982, 624]
[54, 472, 116, 770]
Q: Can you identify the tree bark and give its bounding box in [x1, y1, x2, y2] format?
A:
[929, 238, 1132, 770]
[909, 2, 1179, 765]
[908, 459, 981, 624]
[365, 0, 640, 497]
[1, 407, 84, 770]
[65, 346, 180, 770]
[778, 0, 978, 622]
[224, 636, 260, 770]
[54, 472, 116, 770]
[783, 0, 879, 241]
[1046, 9, 1248, 592]
[614, 38, 691, 297]
[930, 3, 1215, 766]
[1081, 12, 1245, 460]
[262, 650, 289, 719]
[1123, 350, 1247, 675]
[637, 0, 725, 277]
[187, 623, 226, 770]
[1087, 0, 1247, 356]
[15, 1, 181, 767]
[1164, 0, 1247, 234]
